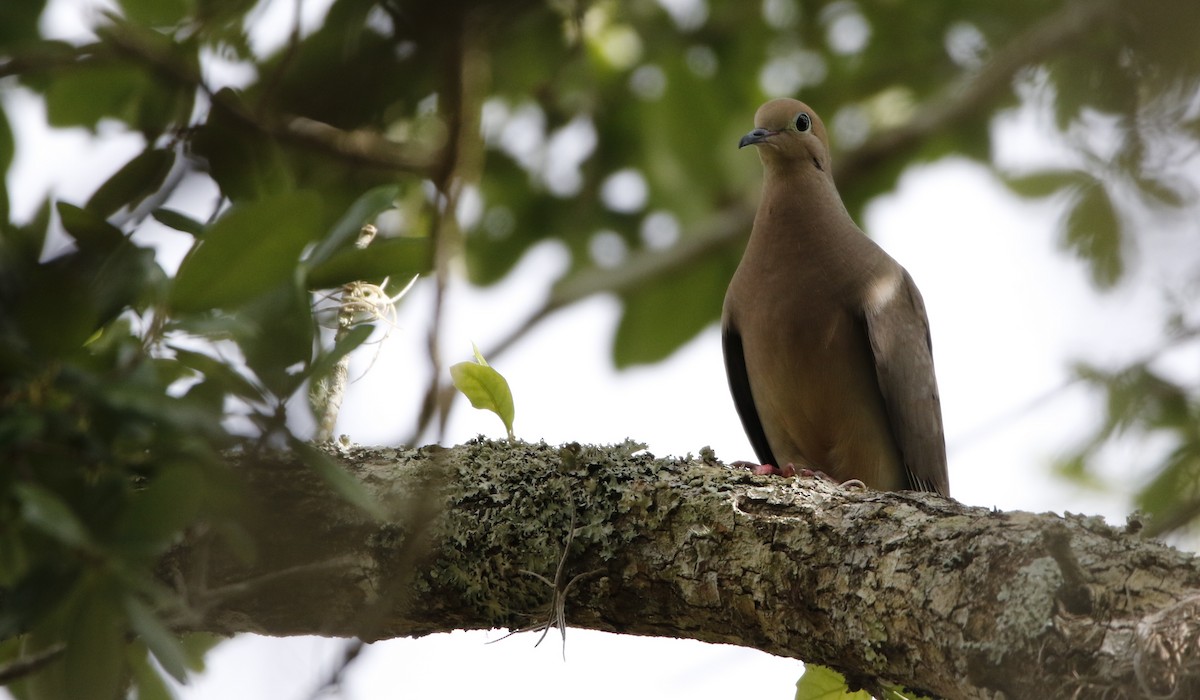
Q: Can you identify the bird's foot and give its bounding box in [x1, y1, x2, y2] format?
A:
[797, 468, 866, 490]
[732, 461, 797, 477]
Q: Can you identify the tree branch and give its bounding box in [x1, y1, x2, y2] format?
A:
[170, 440, 1200, 700]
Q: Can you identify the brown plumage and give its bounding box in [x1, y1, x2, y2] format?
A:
[723, 98, 949, 496]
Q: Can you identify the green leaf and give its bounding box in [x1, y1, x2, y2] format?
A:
[1135, 175, 1187, 209]
[1062, 183, 1123, 289]
[304, 323, 374, 383]
[179, 632, 223, 673]
[86, 148, 175, 218]
[152, 208, 205, 236]
[306, 184, 400, 267]
[124, 597, 189, 683]
[307, 237, 431, 290]
[0, 103, 12, 223]
[128, 642, 177, 700]
[794, 665, 872, 700]
[169, 347, 265, 403]
[1003, 169, 1088, 199]
[170, 192, 324, 311]
[14, 483, 93, 549]
[56, 202, 126, 251]
[612, 254, 729, 367]
[450, 346, 515, 439]
[291, 439, 386, 521]
[65, 596, 126, 700]
[0, 0, 47, 50]
[119, 0, 191, 26]
[114, 465, 206, 555]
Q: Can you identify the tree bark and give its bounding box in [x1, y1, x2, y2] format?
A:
[169, 439, 1200, 700]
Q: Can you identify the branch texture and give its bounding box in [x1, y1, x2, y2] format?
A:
[173, 440, 1200, 699]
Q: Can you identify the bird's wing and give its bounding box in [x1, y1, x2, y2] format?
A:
[863, 269, 950, 496]
[722, 322, 777, 468]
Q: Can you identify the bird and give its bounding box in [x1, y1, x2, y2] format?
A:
[722, 98, 949, 496]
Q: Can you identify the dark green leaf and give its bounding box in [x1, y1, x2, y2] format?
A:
[114, 465, 206, 554]
[180, 632, 223, 673]
[235, 282, 314, 397]
[44, 63, 147, 131]
[190, 89, 292, 200]
[1062, 184, 1123, 288]
[304, 323, 373, 383]
[307, 237, 431, 290]
[291, 439, 386, 520]
[0, 104, 12, 223]
[86, 148, 175, 219]
[65, 596, 126, 700]
[306, 185, 400, 267]
[56, 202, 125, 251]
[170, 192, 324, 311]
[169, 347, 265, 403]
[128, 642, 176, 700]
[125, 597, 189, 683]
[14, 483, 93, 549]
[152, 207, 205, 236]
[119, 0, 191, 26]
[612, 255, 730, 367]
[0, 0, 48, 50]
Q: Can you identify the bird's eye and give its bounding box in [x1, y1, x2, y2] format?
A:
[795, 113, 812, 132]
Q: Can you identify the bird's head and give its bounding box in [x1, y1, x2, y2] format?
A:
[738, 98, 831, 174]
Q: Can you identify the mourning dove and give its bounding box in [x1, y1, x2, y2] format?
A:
[723, 98, 949, 496]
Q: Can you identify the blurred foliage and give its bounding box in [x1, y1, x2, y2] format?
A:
[1, 0, 1200, 696]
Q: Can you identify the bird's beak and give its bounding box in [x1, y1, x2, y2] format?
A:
[738, 128, 774, 149]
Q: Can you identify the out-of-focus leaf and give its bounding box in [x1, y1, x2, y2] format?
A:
[14, 483, 93, 550]
[179, 632, 222, 673]
[236, 283, 313, 397]
[1135, 175, 1188, 209]
[306, 184, 400, 267]
[119, 0, 190, 26]
[114, 465, 206, 555]
[85, 148, 175, 219]
[794, 664, 872, 700]
[450, 346, 515, 439]
[307, 237, 431, 289]
[0, 0, 47, 50]
[291, 439, 386, 520]
[304, 323, 373, 384]
[65, 595, 126, 700]
[128, 642, 176, 700]
[0, 104, 12, 223]
[170, 192, 323, 311]
[152, 208, 205, 236]
[1004, 169, 1089, 200]
[57, 202, 125, 251]
[1062, 183, 1123, 289]
[169, 347, 264, 403]
[124, 597, 188, 683]
[43, 63, 149, 131]
[190, 88, 292, 200]
[613, 254, 731, 367]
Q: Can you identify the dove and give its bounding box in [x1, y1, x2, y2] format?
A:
[723, 98, 949, 496]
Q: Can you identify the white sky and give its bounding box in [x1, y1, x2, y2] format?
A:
[5, 0, 1199, 698]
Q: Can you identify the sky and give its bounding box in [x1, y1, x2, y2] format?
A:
[6, 0, 1199, 698]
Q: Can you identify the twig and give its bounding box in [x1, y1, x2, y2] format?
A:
[0, 644, 66, 685]
[313, 225, 379, 442]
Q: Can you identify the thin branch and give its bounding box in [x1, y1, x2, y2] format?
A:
[835, 0, 1121, 184]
